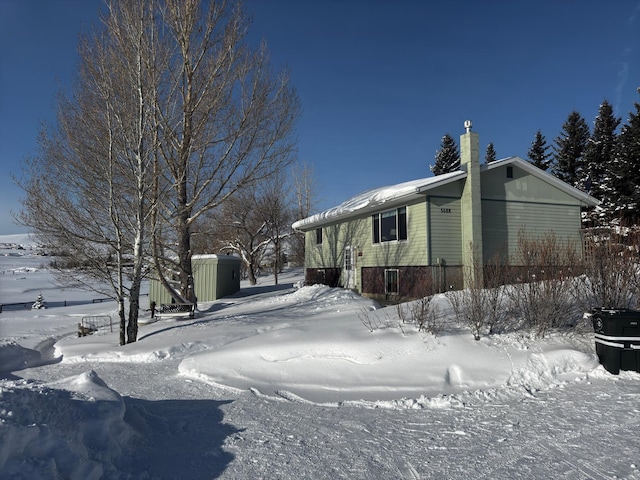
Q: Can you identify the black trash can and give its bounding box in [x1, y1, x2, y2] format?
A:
[592, 308, 640, 375]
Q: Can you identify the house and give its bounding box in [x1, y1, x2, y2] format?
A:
[291, 122, 599, 299]
[149, 254, 241, 306]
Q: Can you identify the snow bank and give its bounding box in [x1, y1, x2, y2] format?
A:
[0, 371, 135, 479]
[176, 285, 603, 405]
[0, 261, 619, 478]
[507, 349, 602, 391]
[0, 340, 42, 373]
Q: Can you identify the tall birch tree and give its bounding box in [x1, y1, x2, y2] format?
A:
[18, 0, 159, 344]
[19, 0, 300, 325]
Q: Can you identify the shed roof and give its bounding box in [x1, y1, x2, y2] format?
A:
[192, 254, 242, 263]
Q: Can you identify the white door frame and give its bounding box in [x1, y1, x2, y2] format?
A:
[343, 245, 356, 289]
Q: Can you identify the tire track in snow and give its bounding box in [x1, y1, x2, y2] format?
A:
[472, 381, 640, 479]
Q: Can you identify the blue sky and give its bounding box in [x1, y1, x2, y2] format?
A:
[1, 0, 639, 234]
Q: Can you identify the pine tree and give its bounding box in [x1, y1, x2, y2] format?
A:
[431, 133, 460, 175]
[32, 292, 47, 310]
[612, 93, 640, 222]
[528, 130, 551, 171]
[552, 111, 590, 189]
[583, 100, 620, 223]
[485, 143, 497, 163]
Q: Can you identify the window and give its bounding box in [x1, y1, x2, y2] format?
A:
[372, 207, 407, 243]
[316, 227, 323, 245]
[344, 247, 353, 270]
[385, 269, 399, 295]
[506, 166, 513, 178]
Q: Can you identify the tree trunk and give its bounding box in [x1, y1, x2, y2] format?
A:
[127, 279, 141, 343]
[177, 180, 196, 304]
[273, 241, 279, 285]
[248, 262, 258, 285]
[118, 297, 126, 346]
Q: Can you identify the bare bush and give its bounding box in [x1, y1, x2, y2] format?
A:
[448, 245, 509, 340]
[411, 297, 431, 332]
[573, 227, 640, 310]
[395, 296, 442, 334]
[447, 288, 483, 340]
[507, 231, 580, 337]
[483, 257, 509, 334]
[358, 308, 394, 332]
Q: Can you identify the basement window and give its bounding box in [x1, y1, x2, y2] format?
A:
[385, 269, 399, 295]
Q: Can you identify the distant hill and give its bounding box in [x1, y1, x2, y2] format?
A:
[0, 233, 36, 248]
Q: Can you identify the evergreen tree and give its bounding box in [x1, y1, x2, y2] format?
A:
[485, 143, 497, 163]
[528, 130, 551, 171]
[32, 292, 47, 310]
[583, 100, 620, 223]
[431, 133, 460, 175]
[612, 93, 640, 222]
[552, 111, 590, 188]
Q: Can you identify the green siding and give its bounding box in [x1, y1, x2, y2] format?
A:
[482, 199, 583, 262]
[299, 159, 590, 293]
[192, 255, 241, 300]
[303, 198, 430, 291]
[481, 163, 585, 263]
[149, 275, 173, 305]
[483, 164, 580, 205]
[149, 255, 241, 307]
[428, 196, 462, 265]
[365, 199, 427, 268]
[428, 180, 463, 198]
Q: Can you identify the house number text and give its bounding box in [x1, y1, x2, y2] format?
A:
[440, 208, 452, 213]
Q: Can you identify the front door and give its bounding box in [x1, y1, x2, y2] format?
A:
[343, 246, 356, 289]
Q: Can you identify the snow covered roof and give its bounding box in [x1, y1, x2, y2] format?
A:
[292, 170, 466, 230]
[192, 254, 241, 262]
[292, 156, 599, 231]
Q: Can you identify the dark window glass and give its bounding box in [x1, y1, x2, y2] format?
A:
[385, 269, 398, 294]
[316, 228, 322, 244]
[398, 207, 407, 240]
[372, 215, 380, 243]
[381, 210, 397, 241]
[507, 166, 513, 178]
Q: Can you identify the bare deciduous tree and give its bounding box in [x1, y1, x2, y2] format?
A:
[152, 0, 301, 303]
[17, 0, 159, 344]
[20, 0, 300, 329]
[290, 161, 317, 266]
[256, 173, 294, 284]
[213, 190, 270, 285]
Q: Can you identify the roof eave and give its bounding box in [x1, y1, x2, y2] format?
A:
[292, 190, 425, 231]
[292, 171, 467, 231]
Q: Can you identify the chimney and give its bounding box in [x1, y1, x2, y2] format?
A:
[460, 120, 483, 288]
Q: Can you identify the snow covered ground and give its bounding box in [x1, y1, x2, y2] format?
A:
[1, 235, 640, 479]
